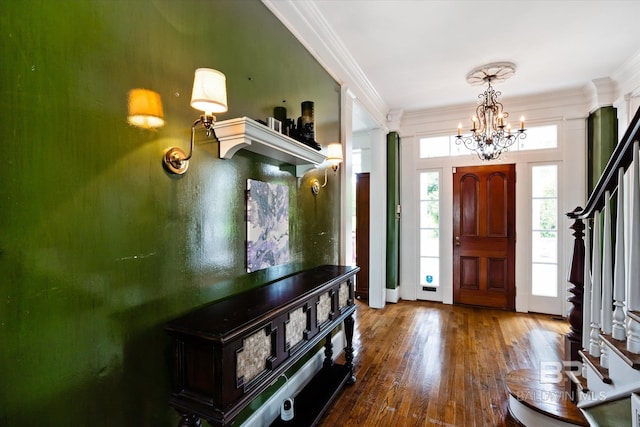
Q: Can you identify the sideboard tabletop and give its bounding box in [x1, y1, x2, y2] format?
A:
[164, 264, 359, 342]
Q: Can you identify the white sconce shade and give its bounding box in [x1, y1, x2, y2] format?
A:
[127, 88, 165, 129]
[326, 143, 343, 165]
[190, 68, 228, 115]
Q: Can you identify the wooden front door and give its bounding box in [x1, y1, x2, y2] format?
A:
[453, 164, 516, 310]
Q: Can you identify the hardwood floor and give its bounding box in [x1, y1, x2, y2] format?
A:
[319, 300, 569, 427]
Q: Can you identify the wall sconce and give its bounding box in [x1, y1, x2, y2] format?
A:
[311, 143, 343, 195]
[163, 68, 228, 175]
[127, 88, 165, 129]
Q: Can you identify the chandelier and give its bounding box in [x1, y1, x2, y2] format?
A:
[455, 62, 526, 160]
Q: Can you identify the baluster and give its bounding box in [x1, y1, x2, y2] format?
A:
[628, 141, 640, 353]
[613, 168, 627, 340]
[601, 192, 613, 368]
[582, 218, 592, 376]
[590, 210, 602, 358]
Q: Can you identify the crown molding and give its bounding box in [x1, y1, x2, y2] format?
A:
[585, 77, 616, 112]
[262, 0, 388, 128]
[400, 87, 591, 137]
[611, 47, 640, 99]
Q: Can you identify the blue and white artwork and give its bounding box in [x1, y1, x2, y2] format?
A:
[246, 179, 289, 272]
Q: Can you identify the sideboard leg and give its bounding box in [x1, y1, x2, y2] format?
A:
[323, 329, 334, 368]
[344, 313, 356, 384]
[177, 413, 202, 427]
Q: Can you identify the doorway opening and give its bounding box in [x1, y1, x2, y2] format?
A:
[347, 99, 385, 307]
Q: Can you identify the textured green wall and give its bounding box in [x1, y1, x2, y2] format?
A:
[0, 1, 340, 425]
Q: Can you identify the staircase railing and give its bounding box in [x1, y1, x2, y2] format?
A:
[566, 105, 640, 399]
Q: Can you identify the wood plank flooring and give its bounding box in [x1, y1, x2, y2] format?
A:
[319, 300, 569, 427]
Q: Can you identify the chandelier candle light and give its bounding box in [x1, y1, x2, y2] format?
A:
[455, 62, 526, 160]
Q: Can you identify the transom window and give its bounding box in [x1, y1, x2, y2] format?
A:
[419, 124, 558, 159]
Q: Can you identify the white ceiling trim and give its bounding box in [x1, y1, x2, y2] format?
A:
[262, 0, 389, 127]
[612, 48, 640, 99]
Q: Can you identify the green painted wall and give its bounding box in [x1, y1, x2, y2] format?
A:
[587, 106, 618, 194]
[0, 1, 341, 425]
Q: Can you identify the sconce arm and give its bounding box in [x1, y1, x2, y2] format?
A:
[163, 114, 217, 175]
[321, 168, 329, 188]
[184, 117, 203, 162]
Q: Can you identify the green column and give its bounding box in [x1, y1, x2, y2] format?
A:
[386, 132, 400, 289]
[588, 106, 618, 194]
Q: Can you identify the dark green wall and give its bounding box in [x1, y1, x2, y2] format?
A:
[588, 106, 618, 194]
[0, 1, 341, 425]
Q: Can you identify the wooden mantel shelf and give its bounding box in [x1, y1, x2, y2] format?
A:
[214, 117, 326, 176]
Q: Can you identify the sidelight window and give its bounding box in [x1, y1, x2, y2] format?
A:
[419, 171, 440, 288]
[531, 164, 558, 297]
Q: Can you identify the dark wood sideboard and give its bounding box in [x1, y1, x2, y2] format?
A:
[164, 265, 360, 426]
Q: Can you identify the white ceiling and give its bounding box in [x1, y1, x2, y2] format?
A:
[266, 0, 640, 122]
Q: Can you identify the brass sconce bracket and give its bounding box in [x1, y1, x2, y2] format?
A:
[163, 146, 190, 175]
[163, 114, 216, 175]
[311, 178, 321, 195]
[311, 163, 339, 195]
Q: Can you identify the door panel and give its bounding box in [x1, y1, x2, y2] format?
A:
[461, 175, 479, 236]
[487, 173, 508, 236]
[487, 257, 507, 291]
[460, 256, 479, 289]
[453, 164, 515, 310]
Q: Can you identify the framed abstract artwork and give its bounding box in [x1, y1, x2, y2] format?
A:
[246, 179, 290, 272]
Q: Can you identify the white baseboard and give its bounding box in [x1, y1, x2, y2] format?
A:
[386, 286, 400, 303]
[239, 330, 346, 427]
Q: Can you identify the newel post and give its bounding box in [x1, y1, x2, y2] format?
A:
[566, 206, 585, 364]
